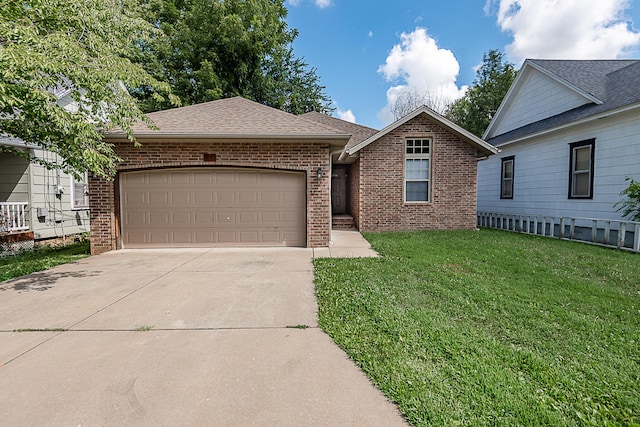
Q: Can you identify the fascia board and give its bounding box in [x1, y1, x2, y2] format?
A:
[349, 106, 498, 156]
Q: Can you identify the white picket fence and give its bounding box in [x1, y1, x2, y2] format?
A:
[0, 202, 29, 232]
[477, 211, 640, 253]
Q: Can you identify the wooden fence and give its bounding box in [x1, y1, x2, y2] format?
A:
[477, 211, 640, 253]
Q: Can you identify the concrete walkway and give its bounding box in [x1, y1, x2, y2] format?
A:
[0, 238, 405, 426]
[313, 230, 379, 258]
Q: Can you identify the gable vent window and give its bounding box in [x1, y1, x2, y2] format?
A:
[405, 138, 431, 202]
[500, 156, 514, 199]
[569, 139, 595, 199]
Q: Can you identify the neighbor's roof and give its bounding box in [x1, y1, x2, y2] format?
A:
[0, 134, 30, 148]
[300, 111, 378, 151]
[105, 97, 351, 143]
[486, 59, 640, 146]
[344, 106, 498, 158]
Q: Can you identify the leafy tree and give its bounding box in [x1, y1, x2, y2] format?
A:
[445, 49, 517, 137]
[614, 177, 640, 221]
[136, 0, 332, 114]
[0, 0, 178, 178]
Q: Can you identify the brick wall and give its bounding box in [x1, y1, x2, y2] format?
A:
[358, 113, 479, 232]
[90, 138, 330, 254]
[347, 159, 360, 229]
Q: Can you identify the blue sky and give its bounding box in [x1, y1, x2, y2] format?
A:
[285, 0, 640, 129]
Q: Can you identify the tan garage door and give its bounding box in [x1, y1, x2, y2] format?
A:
[120, 168, 306, 248]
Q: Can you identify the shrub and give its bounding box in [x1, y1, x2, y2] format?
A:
[614, 177, 640, 221]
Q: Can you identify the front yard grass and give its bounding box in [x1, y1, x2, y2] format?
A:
[314, 229, 639, 426]
[0, 241, 90, 282]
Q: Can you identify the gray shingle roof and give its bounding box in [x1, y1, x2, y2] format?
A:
[107, 97, 350, 141]
[488, 59, 640, 146]
[299, 111, 378, 150]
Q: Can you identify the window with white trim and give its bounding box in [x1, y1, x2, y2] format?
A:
[501, 156, 514, 199]
[70, 172, 89, 209]
[405, 138, 431, 202]
[569, 139, 595, 199]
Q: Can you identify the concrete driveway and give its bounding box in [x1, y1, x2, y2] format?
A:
[0, 247, 407, 426]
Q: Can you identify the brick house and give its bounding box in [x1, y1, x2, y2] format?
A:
[90, 97, 497, 254]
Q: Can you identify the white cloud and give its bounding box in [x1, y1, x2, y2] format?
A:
[287, 0, 330, 7]
[491, 0, 640, 63]
[377, 28, 467, 124]
[336, 109, 356, 123]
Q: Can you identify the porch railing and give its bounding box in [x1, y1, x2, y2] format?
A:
[477, 211, 640, 253]
[0, 202, 29, 232]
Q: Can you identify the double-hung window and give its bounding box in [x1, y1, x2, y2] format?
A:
[569, 139, 595, 199]
[500, 156, 514, 199]
[70, 172, 89, 209]
[405, 138, 431, 202]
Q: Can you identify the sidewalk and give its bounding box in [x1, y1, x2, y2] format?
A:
[312, 230, 379, 258]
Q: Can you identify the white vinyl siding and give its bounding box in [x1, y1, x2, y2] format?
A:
[478, 109, 640, 221]
[488, 70, 592, 138]
[25, 149, 90, 239]
[405, 139, 431, 202]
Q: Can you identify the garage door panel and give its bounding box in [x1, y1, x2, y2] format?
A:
[148, 173, 169, 185]
[261, 212, 280, 223]
[239, 191, 258, 204]
[195, 231, 215, 244]
[125, 211, 147, 225]
[171, 232, 193, 244]
[216, 192, 236, 204]
[149, 211, 170, 225]
[168, 172, 191, 184]
[121, 168, 306, 248]
[171, 212, 192, 225]
[195, 190, 215, 204]
[149, 191, 169, 204]
[239, 212, 258, 224]
[171, 192, 191, 204]
[194, 212, 214, 225]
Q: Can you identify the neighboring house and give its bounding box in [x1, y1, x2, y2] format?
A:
[0, 135, 91, 246]
[90, 97, 497, 254]
[478, 59, 640, 226]
[1, 88, 91, 250]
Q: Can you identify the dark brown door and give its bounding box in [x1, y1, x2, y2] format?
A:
[331, 168, 346, 214]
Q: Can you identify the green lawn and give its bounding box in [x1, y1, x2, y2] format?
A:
[0, 241, 90, 282]
[314, 229, 640, 426]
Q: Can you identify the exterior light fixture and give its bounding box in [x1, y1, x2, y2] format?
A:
[317, 167, 324, 179]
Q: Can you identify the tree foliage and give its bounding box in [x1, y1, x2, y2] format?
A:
[136, 0, 332, 114]
[614, 177, 640, 221]
[445, 49, 517, 138]
[0, 0, 178, 178]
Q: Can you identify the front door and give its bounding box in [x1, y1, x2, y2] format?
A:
[331, 168, 346, 214]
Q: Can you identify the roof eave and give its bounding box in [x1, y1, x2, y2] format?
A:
[491, 101, 640, 148]
[104, 132, 351, 145]
[348, 106, 498, 157]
